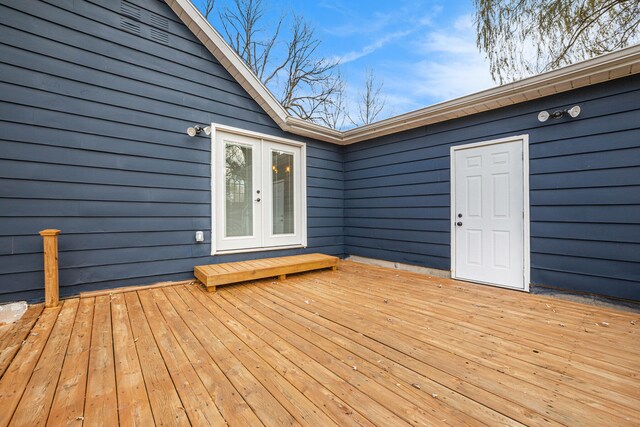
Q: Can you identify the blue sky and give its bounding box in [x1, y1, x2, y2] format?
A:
[197, 0, 496, 120]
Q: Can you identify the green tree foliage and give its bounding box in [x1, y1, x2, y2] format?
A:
[474, 0, 640, 83]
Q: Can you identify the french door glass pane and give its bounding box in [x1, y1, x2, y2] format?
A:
[225, 142, 253, 237]
[271, 150, 294, 235]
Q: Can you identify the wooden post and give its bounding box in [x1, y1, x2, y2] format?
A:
[39, 229, 61, 308]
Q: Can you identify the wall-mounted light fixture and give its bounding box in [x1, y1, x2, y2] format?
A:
[186, 125, 211, 137]
[538, 105, 581, 122]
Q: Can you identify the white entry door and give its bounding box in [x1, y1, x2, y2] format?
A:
[451, 136, 529, 291]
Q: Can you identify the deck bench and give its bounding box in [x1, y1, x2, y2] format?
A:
[194, 253, 339, 292]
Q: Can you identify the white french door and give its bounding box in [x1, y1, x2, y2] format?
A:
[213, 128, 306, 254]
[451, 136, 529, 291]
[263, 141, 302, 247]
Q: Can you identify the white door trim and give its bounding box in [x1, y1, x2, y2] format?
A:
[450, 134, 530, 292]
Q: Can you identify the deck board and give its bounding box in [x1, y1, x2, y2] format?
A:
[273, 273, 632, 425]
[11, 299, 78, 427]
[111, 293, 155, 426]
[0, 260, 638, 426]
[0, 305, 61, 426]
[48, 298, 95, 426]
[124, 291, 191, 426]
[85, 295, 118, 426]
[0, 304, 43, 379]
[163, 286, 296, 426]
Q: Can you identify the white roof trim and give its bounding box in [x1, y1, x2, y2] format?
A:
[167, 0, 640, 145]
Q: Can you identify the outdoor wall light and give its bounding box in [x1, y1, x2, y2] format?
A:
[567, 105, 581, 118]
[537, 105, 581, 122]
[186, 125, 211, 137]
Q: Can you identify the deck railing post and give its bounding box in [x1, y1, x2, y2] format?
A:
[39, 229, 61, 308]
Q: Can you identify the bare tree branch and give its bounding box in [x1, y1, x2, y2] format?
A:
[215, 2, 340, 123]
[202, 0, 215, 19]
[350, 68, 386, 126]
[318, 72, 347, 129]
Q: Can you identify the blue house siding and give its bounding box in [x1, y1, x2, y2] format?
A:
[1, 0, 638, 303]
[344, 74, 640, 301]
[0, 0, 343, 302]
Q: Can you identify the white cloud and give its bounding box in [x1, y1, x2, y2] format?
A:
[410, 58, 495, 101]
[453, 13, 474, 32]
[399, 13, 495, 103]
[333, 30, 412, 64]
[418, 5, 443, 27]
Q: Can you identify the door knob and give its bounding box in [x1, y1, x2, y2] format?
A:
[456, 221, 463, 226]
[255, 198, 261, 202]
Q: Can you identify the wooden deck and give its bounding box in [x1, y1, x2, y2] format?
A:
[0, 261, 638, 426]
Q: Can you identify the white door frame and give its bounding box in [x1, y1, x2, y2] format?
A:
[450, 134, 530, 292]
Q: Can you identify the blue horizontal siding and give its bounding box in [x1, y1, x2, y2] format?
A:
[2, 0, 639, 303]
[344, 74, 640, 301]
[0, 0, 344, 302]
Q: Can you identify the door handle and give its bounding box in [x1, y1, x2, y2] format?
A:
[255, 198, 261, 202]
[456, 222, 463, 226]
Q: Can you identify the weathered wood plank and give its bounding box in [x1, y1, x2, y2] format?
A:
[48, 297, 95, 426]
[0, 305, 61, 426]
[0, 304, 44, 379]
[152, 288, 264, 426]
[84, 295, 118, 426]
[227, 286, 489, 426]
[80, 279, 195, 299]
[10, 299, 78, 426]
[137, 289, 226, 426]
[162, 286, 296, 426]
[111, 293, 155, 426]
[124, 291, 190, 427]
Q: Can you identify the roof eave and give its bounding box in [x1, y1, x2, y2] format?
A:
[339, 44, 640, 144]
[166, 0, 640, 146]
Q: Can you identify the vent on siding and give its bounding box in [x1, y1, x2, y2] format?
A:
[120, 19, 141, 34]
[150, 12, 169, 30]
[120, 1, 141, 20]
[150, 27, 169, 44]
[119, 0, 170, 45]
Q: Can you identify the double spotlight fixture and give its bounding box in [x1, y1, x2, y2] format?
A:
[537, 105, 581, 122]
[186, 125, 211, 137]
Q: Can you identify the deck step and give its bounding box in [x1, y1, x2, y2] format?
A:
[194, 253, 339, 292]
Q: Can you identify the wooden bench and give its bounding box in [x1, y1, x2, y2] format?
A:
[194, 253, 339, 292]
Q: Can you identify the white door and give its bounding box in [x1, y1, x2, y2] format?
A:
[215, 132, 262, 251]
[263, 141, 302, 247]
[452, 137, 528, 290]
[214, 130, 305, 253]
